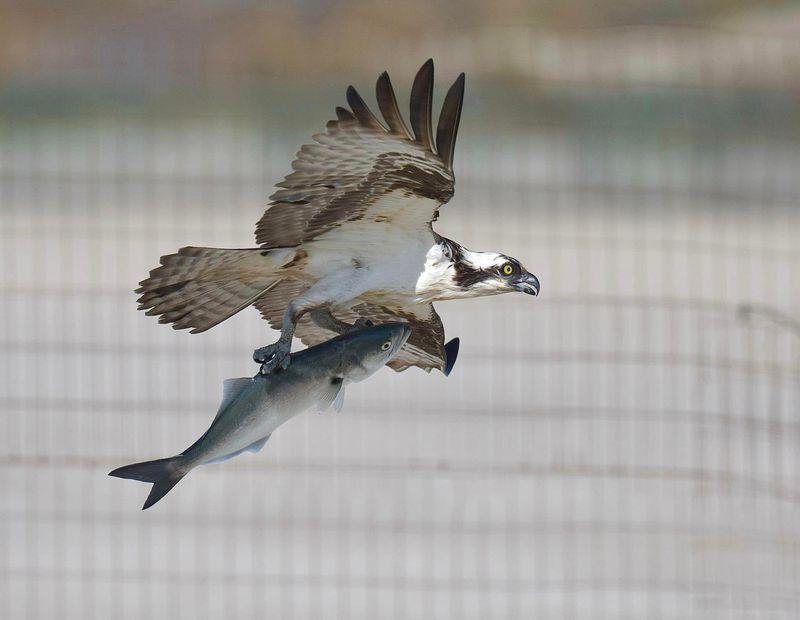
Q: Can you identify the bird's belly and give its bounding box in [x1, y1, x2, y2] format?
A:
[303, 237, 431, 299]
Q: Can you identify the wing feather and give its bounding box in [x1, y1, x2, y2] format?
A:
[346, 85, 384, 130]
[252, 283, 453, 373]
[436, 72, 465, 171]
[376, 72, 413, 139]
[335, 106, 356, 123]
[253, 279, 309, 329]
[255, 60, 462, 249]
[409, 58, 435, 152]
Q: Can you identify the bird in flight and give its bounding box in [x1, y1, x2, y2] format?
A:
[137, 59, 539, 375]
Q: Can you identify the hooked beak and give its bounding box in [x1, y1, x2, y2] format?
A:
[513, 272, 540, 296]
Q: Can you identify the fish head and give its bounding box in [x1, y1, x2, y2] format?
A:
[338, 322, 412, 382]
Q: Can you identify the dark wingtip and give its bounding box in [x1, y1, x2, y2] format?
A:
[346, 85, 382, 129]
[376, 71, 413, 139]
[335, 106, 356, 123]
[443, 337, 460, 376]
[436, 72, 465, 171]
[410, 59, 435, 151]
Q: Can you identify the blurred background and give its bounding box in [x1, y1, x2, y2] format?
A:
[2, 1, 799, 618]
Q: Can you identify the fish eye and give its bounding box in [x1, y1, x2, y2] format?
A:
[381, 341, 392, 351]
[501, 262, 515, 276]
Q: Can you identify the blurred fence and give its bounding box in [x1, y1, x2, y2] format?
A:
[2, 25, 800, 620]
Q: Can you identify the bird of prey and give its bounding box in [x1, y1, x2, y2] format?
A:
[137, 59, 540, 375]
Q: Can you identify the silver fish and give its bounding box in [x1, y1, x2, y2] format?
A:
[109, 323, 411, 509]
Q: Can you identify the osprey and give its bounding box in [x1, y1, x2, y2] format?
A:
[137, 60, 539, 375]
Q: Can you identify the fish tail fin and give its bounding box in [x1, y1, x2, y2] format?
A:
[136, 246, 284, 333]
[109, 456, 190, 510]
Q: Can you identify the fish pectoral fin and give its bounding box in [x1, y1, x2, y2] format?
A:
[332, 387, 346, 413]
[317, 376, 345, 413]
[214, 377, 255, 421]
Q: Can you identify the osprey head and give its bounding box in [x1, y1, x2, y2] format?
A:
[440, 239, 540, 298]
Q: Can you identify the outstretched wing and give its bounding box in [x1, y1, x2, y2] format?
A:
[255, 59, 465, 249]
[252, 280, 458, 374]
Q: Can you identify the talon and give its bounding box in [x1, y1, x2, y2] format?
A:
[255, 342, 292, 375]
[253, 344, 275, 364]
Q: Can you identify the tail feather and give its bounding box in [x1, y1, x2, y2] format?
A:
[109, 456, 189, 510]
[137, 247, 284, 333]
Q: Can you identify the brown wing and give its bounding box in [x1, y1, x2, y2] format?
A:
[252, 281, 454, 373]
[255, 59, 465, 249]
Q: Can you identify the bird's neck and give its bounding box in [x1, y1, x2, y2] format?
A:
[415, 239, 501, 301]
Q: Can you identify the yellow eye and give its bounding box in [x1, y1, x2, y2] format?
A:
[381, 341, 392, 351]
[502, 263, 514, 276]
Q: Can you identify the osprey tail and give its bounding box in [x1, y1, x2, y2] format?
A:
[137, 247, 285, 333]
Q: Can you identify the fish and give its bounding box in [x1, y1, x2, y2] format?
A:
[109, 323, 412, 509]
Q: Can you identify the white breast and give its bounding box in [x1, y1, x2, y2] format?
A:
[300, 194, 438, 295]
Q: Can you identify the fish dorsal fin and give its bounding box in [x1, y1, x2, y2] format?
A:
[215, 377, 254, 421]
[317, 376, 345, 413]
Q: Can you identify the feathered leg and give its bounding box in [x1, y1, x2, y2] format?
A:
[253, 266, 375, 374]
[309, 308, 374, 335]
[253, 300, 307, 374]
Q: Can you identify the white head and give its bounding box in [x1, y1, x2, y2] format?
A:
[433, 237, 540, 299]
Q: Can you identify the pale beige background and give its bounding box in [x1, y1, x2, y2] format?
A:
[1, 2, 799, 618]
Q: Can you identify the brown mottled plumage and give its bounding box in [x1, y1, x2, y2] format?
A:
[137, 60, 537, 375]
[254, 59, 463, 249]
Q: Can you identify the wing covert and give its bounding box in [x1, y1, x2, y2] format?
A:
[252, 283, 454, 373]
